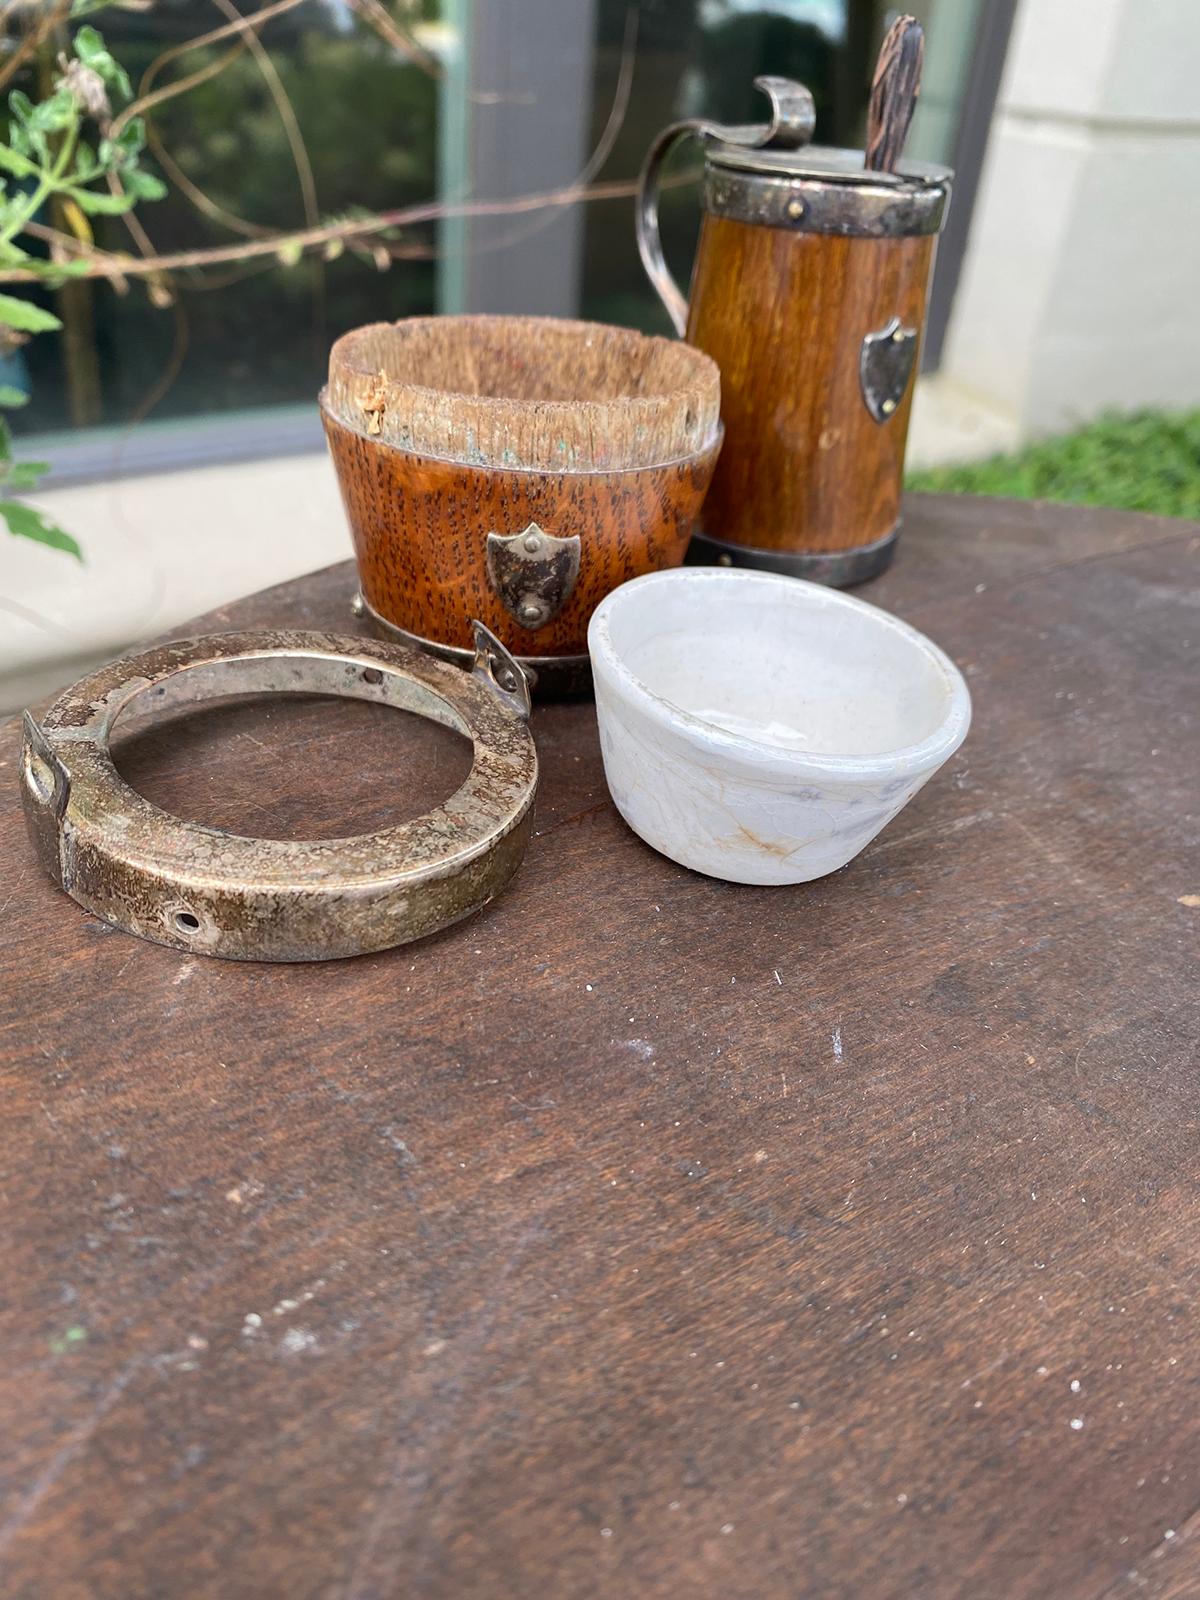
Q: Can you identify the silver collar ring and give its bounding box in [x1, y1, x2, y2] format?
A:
[20, 624, 538, 963]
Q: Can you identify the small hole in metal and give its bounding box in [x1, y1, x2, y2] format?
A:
[174, 911, 201, 933]
[361, 667, 383, 685]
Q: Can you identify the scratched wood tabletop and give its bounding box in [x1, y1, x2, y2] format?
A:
[1, 495, 1197, 1600]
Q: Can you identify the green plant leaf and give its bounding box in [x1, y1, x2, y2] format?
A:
[7, 92, 47, 160]
[117, 116, 145, 154]
[0, 385, 30, 407]
[0, 146, 38, 180]
[61, 184, 134, 215]
[4, 460, 49, 490]
[71, 28, 131, 100]
[30, 88, 78, 134]
[0, 499, 82, 560]
[122, 167, 167, 201]
[72, 143, 100, 182]
[109, 60, 133, 101]
[72, 24, 104, 59]
[0, 416, 10, 459]
[41, 259, 94, 283]
[99, 119, 145, 168]
[0, 293, 62, 332]
[7, 122, 39, 161]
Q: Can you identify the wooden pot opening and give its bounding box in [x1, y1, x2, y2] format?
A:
[325, 315, 721, 473]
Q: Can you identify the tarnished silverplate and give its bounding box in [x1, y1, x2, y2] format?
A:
[20, 625, 537, 962]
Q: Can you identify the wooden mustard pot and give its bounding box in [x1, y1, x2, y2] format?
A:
[636, 19, 951, 586]
[321, 315, 722, 695]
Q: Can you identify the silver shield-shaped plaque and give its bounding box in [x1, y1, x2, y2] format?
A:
[859, 317, 918, 424]
[485, 523, 581, 632]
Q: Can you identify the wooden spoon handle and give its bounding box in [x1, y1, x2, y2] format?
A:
[865, 14, 925, 173]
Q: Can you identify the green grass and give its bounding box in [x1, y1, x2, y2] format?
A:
[907, 408, 1200, 521]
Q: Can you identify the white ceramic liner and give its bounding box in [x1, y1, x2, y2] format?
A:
[588, 567, 971, 885]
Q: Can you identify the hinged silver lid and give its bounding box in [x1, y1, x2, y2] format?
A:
[635, 73, 953, 335]
[706, 140, 951, 192]
[695, 78, 952, 239]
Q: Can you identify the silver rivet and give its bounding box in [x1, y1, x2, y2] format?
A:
[786, 198, 804, 220]
[882, 398, 897, 415]
[523, 532, 541, 553]
[892, 328, 905, 343]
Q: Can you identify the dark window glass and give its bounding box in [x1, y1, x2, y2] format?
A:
[6, 0, 976, 451]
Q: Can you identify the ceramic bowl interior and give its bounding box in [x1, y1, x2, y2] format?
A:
[594, 568, 968, 766]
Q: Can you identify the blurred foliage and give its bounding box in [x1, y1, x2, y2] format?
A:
[1, 19, 165, 555]
[908, 410, 1200, 520]
[17, 17, 441, 431]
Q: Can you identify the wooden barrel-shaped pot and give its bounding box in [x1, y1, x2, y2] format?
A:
[686, 218, 938, 577]
[321, 316, 722, 694]
[636, 78, 951, 587]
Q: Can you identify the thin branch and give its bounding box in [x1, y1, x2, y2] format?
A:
[0, 0, 71, 95]
[348, 0, 441, 78]
[22, 217, 132, 291]
[466, 3, 639, 259]
[1, 0, 654, 296]
[578, 5, 639, 191]
[143, 124, 274, 237]
[109, 0, 308, 142]
[0, 175, 658, 282]
[100, 0, 310, 268]
[174, 252, 288, 291]
[0, 593, 79, 640]
[112, 40, 253, 143]
[126, 293, 189, 425]
[114, 191, 158, 259]
[144, 0, 442, 243]
[210, 0, 319, 229]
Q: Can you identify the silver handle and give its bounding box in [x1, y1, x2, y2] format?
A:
[635, 76, 816, 338]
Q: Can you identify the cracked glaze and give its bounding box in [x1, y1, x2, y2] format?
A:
[588, 567, 970, 885]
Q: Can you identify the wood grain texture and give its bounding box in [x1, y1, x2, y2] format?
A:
[325, 316, 721, 472]
[2, 497, 1199, 1600]
[323, 408, 722, 656]
[865, 15, 925, 174]
[687, 215, 935, 554]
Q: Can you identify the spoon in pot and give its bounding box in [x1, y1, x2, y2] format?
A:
[865, 13, 925, 174]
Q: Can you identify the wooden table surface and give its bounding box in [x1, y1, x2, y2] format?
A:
[1, 495, 1197, 1600]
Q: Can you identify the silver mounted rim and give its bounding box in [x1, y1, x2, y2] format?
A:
[686, 525, 899, 588]
[20, 626, 539, 962]
[704, 166, 949, 237]
[352, 592, 594, 697]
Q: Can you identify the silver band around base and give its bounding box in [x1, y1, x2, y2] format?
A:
[352, 593, 594, 697]
[686, 525, 898, 588]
